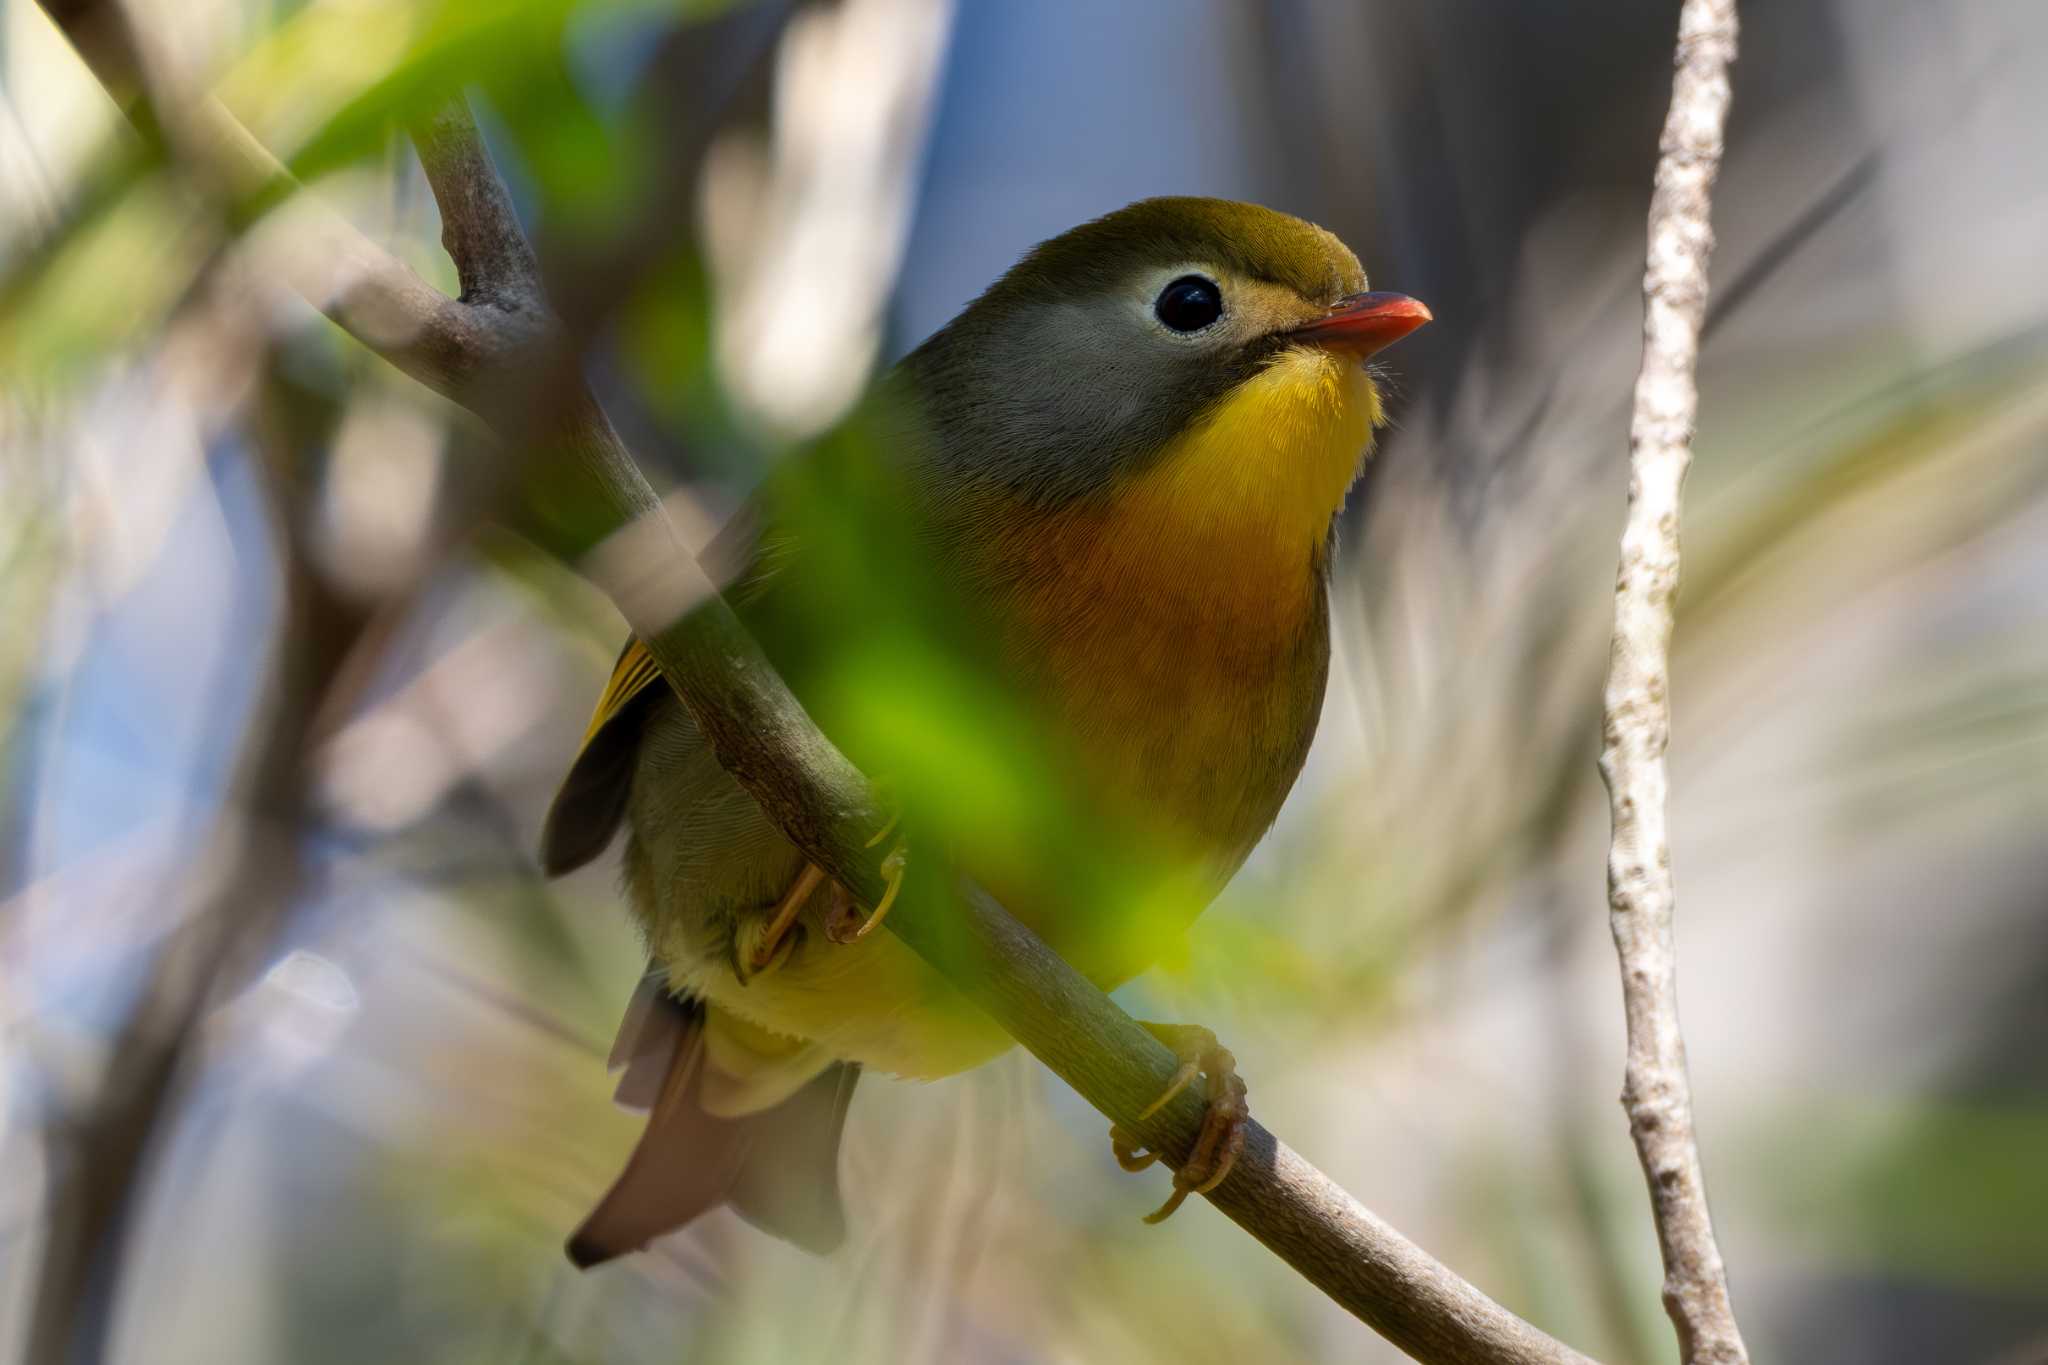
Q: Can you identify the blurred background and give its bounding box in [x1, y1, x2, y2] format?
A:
[4, 1, 2046, 1362]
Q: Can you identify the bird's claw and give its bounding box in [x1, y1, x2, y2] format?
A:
[1109, 1124, 1158, 1172]
[858, 843, 908, 938]
[1109, 1023, 1249, 1223]
[819, 798, 906, 944]
[825, 840, 906, 943]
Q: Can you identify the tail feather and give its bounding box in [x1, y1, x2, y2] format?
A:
[609, 970, 682, 1113]
[728, 1062, 860, 1250]
[568, 986, 859, 1267]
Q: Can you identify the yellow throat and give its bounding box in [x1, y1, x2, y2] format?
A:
[1008, 345, 1381, 660]
[1121, 345, 1381, 580]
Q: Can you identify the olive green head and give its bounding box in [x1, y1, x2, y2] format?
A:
[992, 197, 1365, 308]
[900, 197, 1427, 504]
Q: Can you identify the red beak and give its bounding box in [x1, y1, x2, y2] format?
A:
[1282, 291, 1432, 359]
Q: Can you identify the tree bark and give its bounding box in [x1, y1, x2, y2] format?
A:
[1596, 3, 1750, 1362]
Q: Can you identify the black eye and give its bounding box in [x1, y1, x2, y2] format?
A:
[1154, 275, 1223, 332]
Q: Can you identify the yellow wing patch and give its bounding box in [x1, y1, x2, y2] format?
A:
[578, 637, 669, 750]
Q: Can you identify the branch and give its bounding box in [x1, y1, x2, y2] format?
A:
[1597, 4, 1748, 1363]
[36, 0, 514, 404]
[37, 8, 1597, 1360]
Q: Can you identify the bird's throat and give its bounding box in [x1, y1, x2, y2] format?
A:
[1128, 345, 1380, 572]
[1003, 345, 1378, 666]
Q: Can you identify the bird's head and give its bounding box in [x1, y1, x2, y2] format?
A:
[904, 196, 1430, 525]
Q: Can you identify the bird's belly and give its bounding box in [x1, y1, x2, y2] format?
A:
[650, 902, 1016, 1082]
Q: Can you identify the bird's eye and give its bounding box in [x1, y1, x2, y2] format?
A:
[1154, 275, 1224, 333]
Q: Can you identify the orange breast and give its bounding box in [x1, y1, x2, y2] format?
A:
[972, 348, 1379, 873]
[1007, 499, 1325, 857]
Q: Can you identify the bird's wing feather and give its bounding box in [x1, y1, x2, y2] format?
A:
[580, 638, 666, 750]
[538, 496, 774, 876]
[537, 635, 667, 876]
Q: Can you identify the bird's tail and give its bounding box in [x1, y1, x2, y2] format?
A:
[567, 980, 859, 1267]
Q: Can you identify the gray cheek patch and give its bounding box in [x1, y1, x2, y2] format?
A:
[906, 295, 1257, 506]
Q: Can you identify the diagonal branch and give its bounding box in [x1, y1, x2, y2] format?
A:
[1597, 2, 1749, 1362]
[35, 6, 1598, 1361]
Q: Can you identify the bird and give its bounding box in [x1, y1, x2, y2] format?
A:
[541, 196, 1429, 1265]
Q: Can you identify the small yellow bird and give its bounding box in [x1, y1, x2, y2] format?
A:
[543, 197, 1429, 1263]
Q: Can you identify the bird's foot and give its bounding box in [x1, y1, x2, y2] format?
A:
[823, 814, 907, 944]
[738, 862, 826, 982]
[744, 806, 906, 966]
[1108, 1022, 1249, 1223]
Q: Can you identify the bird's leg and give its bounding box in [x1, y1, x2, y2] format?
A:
[737, 862, 826, 981]
[1107, 1023, 1250, 1223]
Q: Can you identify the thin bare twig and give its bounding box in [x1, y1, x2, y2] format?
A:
[1597, 3, 1748, 1363]
[37, 6, 1599, 1360]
